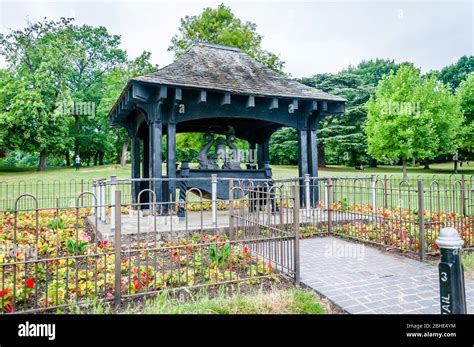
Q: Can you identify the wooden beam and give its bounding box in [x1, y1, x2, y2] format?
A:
[198, 90, 207, 103]
[269, 98, 279, 110]
[292, 99, 299, 110]
[175, 88, 182, 101]
[158, 86, 167, 100]
[131, 83, 150, 102]
[221, 92, 231, 105]
[246, 95, 255, 108]
[320, 101, 328, 112]
[328, 102, 345, 114]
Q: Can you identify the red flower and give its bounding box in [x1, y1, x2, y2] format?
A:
[103, 240, 108, 246]
[25, 278, 35, 289]
[434, 242, 440, 250]
[243, 246, 249, 255]
[172, 249, 178, 263]
[0, 288, 9, 297]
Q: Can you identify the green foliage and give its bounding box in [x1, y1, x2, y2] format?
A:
[129, 289, 325, 314]
[457, 73, 474, 155]
[438, 56, 474, 92]
[0, 19, 75, 168]
[94, 51, 157, 165]
[209, 243, 230, 267]
[168, 3, 285, 74]
[66, 239, 88, 255]
[366, 64, 463, 174]
[269, 127, 298, 165]
[299, 59, 399, 166]
[0, 18, 156, 169]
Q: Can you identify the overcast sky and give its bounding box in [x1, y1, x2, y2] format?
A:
[0, 0, 472, 77]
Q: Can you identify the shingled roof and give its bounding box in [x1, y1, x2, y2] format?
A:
[133, 43, 345, 102]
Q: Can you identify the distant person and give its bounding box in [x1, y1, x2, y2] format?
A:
[74, 155, 81, 171]
[460, 160, 463, 167]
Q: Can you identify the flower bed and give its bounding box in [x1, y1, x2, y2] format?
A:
[329, 202, 474, 254]
[0, 209, 282, 313]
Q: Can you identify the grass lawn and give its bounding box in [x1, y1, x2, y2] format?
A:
[463, 252, 474, 281]
[68, 289, 326, 314]
[0, 161, 472, 183]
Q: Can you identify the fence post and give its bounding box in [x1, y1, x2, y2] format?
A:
[228, 178, 234, 240]
[293, 185, 300, 284]
[327, 177, 333, 234]
[371, 174, 377, 220]
[304, 174, 310, 218]
[97, 179, 102, 221]
[460, 175, 466, 216]
[211, 174, 218, 228]
[92, 180, 97, 216]
[436, 227, 466, 314]
[383, 175, 388, 209]
[114, 190, 122, 306]
[110, 176, 117, 233]
[417, 180, 426, 261]
[324, 178, 329, 209]
[100, 179, 107, 224]
[80, 178, 84, 206]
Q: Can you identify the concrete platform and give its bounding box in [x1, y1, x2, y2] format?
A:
[87, 208, 370, 243]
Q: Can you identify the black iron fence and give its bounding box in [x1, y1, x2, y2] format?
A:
[0, 180, 298, 313]
[0, 174, 472, 313]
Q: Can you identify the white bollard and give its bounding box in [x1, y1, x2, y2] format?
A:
[211, 174, 218, 228]
[92, 180, 97, 216]
[97, 180, 102, 221]
[110, 175, 117, 232]
[304, 174, 311, 218]
[324, 179, 329, 208]
[100, 179, 107, 223]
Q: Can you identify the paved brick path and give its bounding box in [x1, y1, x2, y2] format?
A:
[300, 237, 474, 314]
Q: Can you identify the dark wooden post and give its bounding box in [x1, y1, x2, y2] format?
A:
[167, 121, 177, 212]
[256, 135, 270, 170]
[298, 129, 309, 206]
[150, 118, 162, 212]
[141, 134, 150, 207]
[307, 114, 319, 206]
[131, 135, 141, 208]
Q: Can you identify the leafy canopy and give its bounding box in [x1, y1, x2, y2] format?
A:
[366, 64, 463, 165]
[168, 3, 285, 74]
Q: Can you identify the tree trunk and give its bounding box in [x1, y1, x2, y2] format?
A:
[94, 153, 98, 166]
[37, 152, 47, 171]
[120, 140, 129, 167]
[423, 159, 430, 169]
[317, 143, 325, 168]
[402, 158, 408, 180]
[99, 152, 104, 166]
[65, 152, 70, 167]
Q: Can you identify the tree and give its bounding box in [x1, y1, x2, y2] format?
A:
[95, 51, 157, 167]
[366, 64, 463, 178]
[0, 18, 74, 170]
[457, 73, 474, 156]
[299, 59, 399, 166]
[168, 3, 285, 74]
[269, 128, 298, 165]
[65, 23, 127, 165]
[438, 56, 474, 92]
